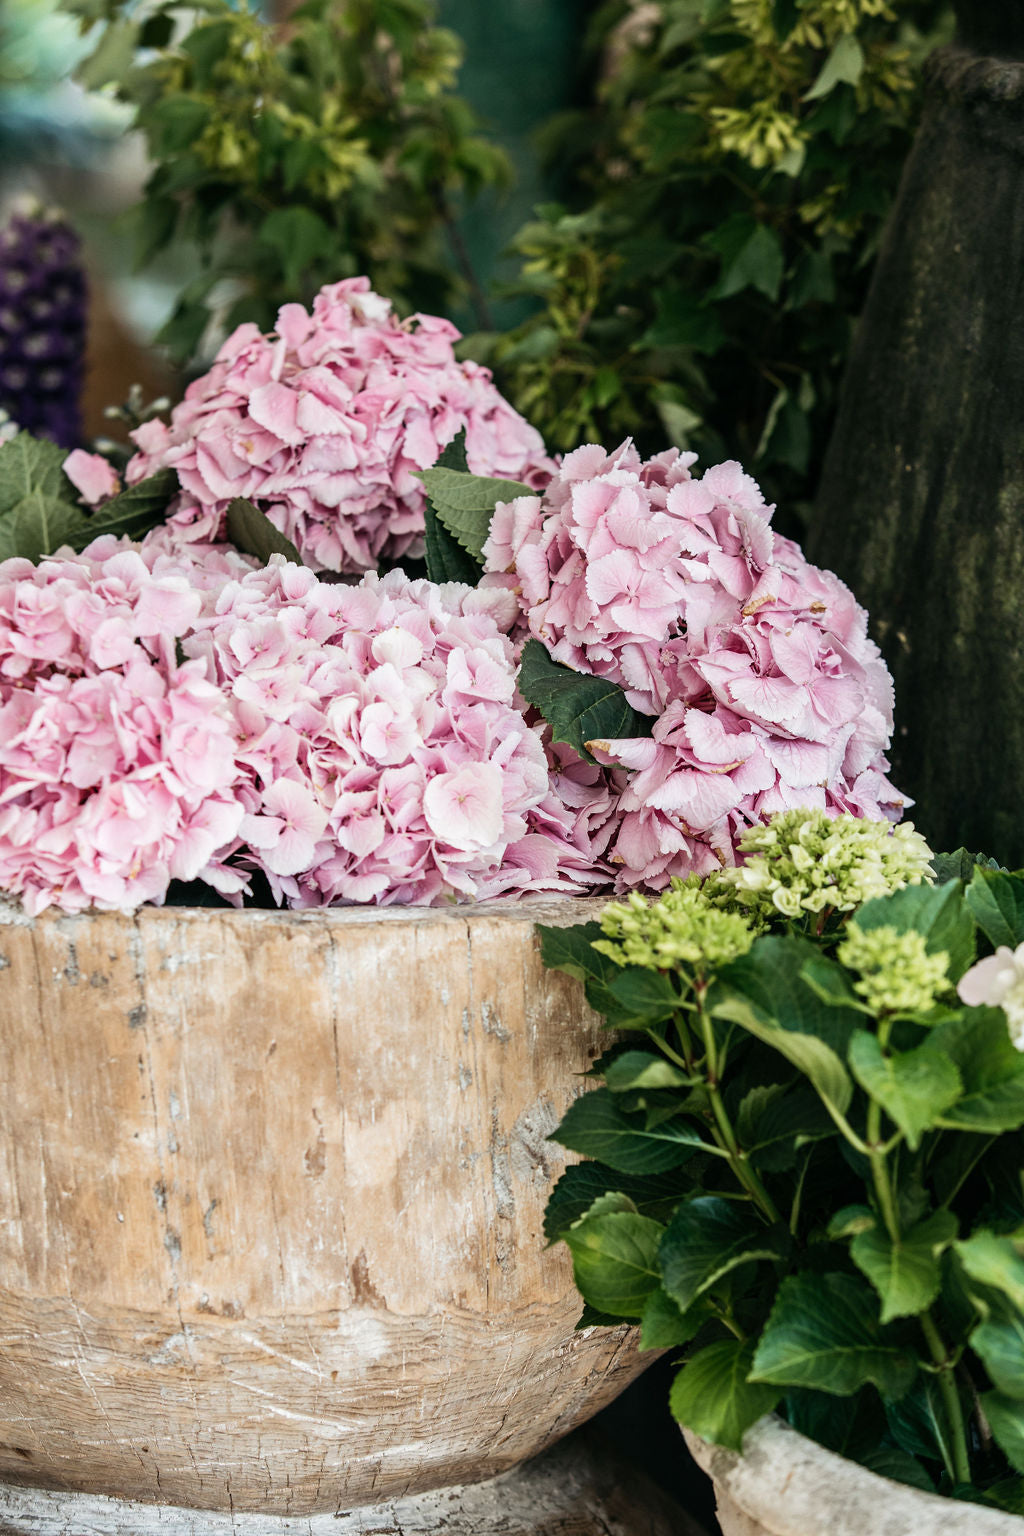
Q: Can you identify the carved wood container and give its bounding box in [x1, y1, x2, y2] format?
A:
[0, 899, 643, 1517]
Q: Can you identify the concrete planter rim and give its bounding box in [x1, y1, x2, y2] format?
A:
[685, 1415, 1024, 1535]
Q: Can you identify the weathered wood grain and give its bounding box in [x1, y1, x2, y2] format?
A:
[0, 1428, 707, 1536]
[0, 899, 646, 1516]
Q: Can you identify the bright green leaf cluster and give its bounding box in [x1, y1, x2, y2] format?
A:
[542, 825, 1024, 1510]
[711, 809, 935, 924]
[63, 0, 512, 362]
[837, 922, 950, 1015]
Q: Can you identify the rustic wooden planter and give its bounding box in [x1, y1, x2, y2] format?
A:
[685, 1418, 1024, 1536]
[0, 898, 645, 1518]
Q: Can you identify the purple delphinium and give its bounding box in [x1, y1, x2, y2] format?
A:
[0, 204, 87, 448]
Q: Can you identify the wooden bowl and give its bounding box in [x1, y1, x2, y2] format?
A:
[0, 898, 643, 1516]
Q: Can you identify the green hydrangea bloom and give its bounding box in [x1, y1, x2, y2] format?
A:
[595, 877, 755, 973]
[709, 810, 934, 924]
[837, 923, 950, 1015]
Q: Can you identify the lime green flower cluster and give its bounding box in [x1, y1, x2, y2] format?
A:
[837, 922, 950, 1014]
[594, 878, 755, 974]
[711, 810, 934, 923]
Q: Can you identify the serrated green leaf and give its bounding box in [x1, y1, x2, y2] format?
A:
[850, 1211, 957, 1323]
[932, 848, 1004, 884]
[956, 1230, 1024, 1313]
[416, 464, 532, 564]
[660, 1196, 789, 1313]
[605, 1051, 695, 1092]
[551, 1086, 707, 1174]
[564, 1209, 665, 1317]
[0, 433, 159, 561]
[984, 1393, 1024, 1474]
[967, 868, 1024, 951]
[804, 33, 865, 101]
[606, 966, 682, 1027]
[639, 1286, 708, 1351]
[854, 881, 976, 983]
[435, 428, 469, 473]
[517, 638, 654, 764]
[544, 1163, 687, 1244]
[848, 1032, 962, 1150]
[89, 468, 178, 543]
[751, 1272, 918, 1397]
[0, 431, 70, 516]
[225, 498, 304, 567]
[670, 1340, 781, 1451]
[973, 1314, 1024, 1399]
[931, 1008, 1024, 1132]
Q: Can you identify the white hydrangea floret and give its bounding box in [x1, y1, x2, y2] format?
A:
[958, 944, 1024, 1051]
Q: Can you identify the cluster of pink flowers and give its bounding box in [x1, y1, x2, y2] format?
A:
[126, 278, 553, 575]
[483, 440, 902, 888]
[0, 538, 611, 914]
[0, 543, 244, 915]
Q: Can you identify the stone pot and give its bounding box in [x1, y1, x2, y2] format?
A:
[685, 1416, 1024, 1535]
[0, 898, 645, 1518]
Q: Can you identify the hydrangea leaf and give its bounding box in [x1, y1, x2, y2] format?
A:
[972, 1314, 1024, 1398]
[854, 881, 976, 983]
[983, 1394, 1024, 1475]
[931, 848, 1004, 885]
[669, 1340, 781, 1452]
[417, 462, 532, 564]
[884, 1374, 961, 1481]
[543, 1163, 686, 1243]
[564, 1209, 666, 1317]
[750, 1271, 919, 1398]
[87, 468, 179, 543]
[966, 868, 1024, 951]
[605, 966, 683, 1027]
[857, 1445, 935, 1493]
[225, 497, 304, 567]
[639, 1287, 709, 1351]
[849, 1210, 958, 1323]
[535, 920, 624, 1018]
[848, 1032, 962, 1151]
[735, 1084, 834, 1172]
[955, 1231, 1024, 1314]
[604, 1051, 695, 1093]
[517, 637, 654, 764]
[659, 1196, 790, 1314]
[930, 1008, 1024, 1133]
[551, 1085, 706, 1174]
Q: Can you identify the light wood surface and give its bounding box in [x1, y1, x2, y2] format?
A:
[0, 899, 645, 1516]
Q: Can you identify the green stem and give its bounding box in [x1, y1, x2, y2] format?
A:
[696, 1001, 782, 1226]
[921, 1309, 972, 1486]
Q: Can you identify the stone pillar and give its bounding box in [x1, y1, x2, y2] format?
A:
[808, 2, 1024, 863]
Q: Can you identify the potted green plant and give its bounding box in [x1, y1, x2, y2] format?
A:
[540, 816, 1024, 1528]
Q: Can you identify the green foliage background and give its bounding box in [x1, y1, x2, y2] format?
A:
[469, 0, 954, 523]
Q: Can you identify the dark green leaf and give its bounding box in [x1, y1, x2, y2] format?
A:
[710, 218, 785, 303]
[551, 1086, 706, 1174]
[858, 1445, 935, 1492]
[258, 207, 332, 292]
[544, 1163, 687, 1243]
[885, 1373, 961, 1481]
[75, 16, 138, 89]
[423, 498, 481, 584]
[639, 288, 725, 353]
[848, 1033, 962, 1151]
[967, 868, 1024, 950]
[517, 638, 654, 764]
[180, 19, 236, 87]
[435, 428, 469, 473]
[670, 1340, 781, 1451]
[535, 920, 624, 1018]
[972, 1314, 1024, 1398]
[854, 882, 976, 983]
[564, 1209, 665, 1317]
[787, 1387, 883, 1461]
[148, 96, 212, 157]
[751, 1272, 918, 1397]
[416, 465, 532, 564]
[850, 1211, 958, 1323]
[606, 966, 682, 1028]
[931, 848, 1004, 884]
[956, 1230, 1024, 1313]
[984, 1393, 1024, 1474]
[0, 433, 163, 560]
[225, 498, 304, 567]
[639, 1287, 708, 1350]
[931, 1009, 1024, 1133]
[660, 1196, 789, 1313]
[605, 1051, 695, 1092]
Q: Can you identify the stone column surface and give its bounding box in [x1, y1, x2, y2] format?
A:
[808, 1, 1024, 863]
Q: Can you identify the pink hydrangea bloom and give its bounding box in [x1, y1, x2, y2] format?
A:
[63, 449, 120, 507]
[0, 541, 244, 914]
[178, 562, 606, 905]
[483, 439, 904, 889]
[127, 278, 554, 575]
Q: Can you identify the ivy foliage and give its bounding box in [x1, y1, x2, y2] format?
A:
[62, 0, 512, 360]
[541, 859, 1024, 1512]
[470, 0, 953, 521]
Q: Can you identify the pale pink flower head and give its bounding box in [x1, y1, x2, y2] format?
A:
[0, 540, 243, 915]
[484, 439, 905, 891]
[128, 277, 554, 576]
